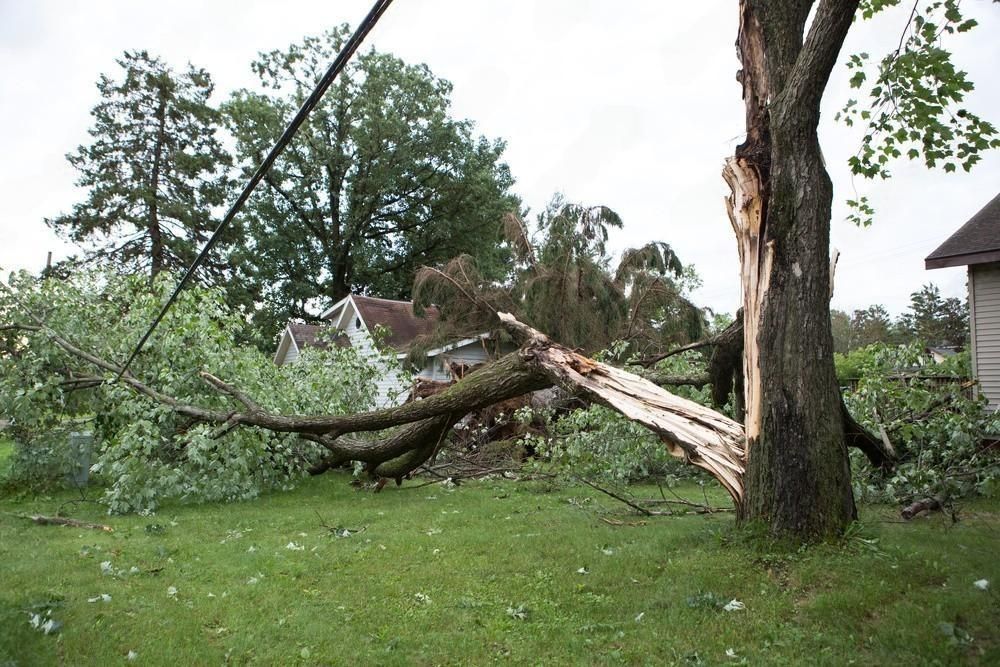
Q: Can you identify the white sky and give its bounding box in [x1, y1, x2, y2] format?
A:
[1, 1, 997, 317]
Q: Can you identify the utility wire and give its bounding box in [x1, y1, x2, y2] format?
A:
[116, 0, 395, 380]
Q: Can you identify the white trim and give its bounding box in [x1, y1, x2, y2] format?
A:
[334, 297, 354, 330]
[273, 324, 301, 365]
[344, 295, 372, 333]
[424, 332, 491, 358]
[319, 294, 351, 320]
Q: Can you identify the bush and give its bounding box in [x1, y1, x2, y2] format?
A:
[0, 271, 397, 512]
[843, 343, 998, 504]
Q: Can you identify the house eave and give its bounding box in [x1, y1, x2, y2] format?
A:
[320, 295, 352, 320]
[926, 249, 1000, 270]
[425, 333, 491, 358]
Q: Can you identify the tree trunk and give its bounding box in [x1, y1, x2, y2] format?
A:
[726, 0, 859, 537]
[148, 91, 168, 281]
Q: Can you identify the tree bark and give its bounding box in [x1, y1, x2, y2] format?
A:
[726, 0, 859, 537]
[147, 90, 168, 281]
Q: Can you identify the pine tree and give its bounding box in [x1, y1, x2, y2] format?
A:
[48, 51, 231, 281]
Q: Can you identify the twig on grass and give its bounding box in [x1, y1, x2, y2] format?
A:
[576, 476, 653, 516]
[7, 512, 113, 532]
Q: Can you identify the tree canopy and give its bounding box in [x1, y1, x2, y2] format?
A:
[46, 51, 232, 281]
[224, 26, 518, 343]
[412, 196, 705, 357]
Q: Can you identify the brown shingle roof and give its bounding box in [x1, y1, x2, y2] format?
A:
[352, 295, 440, 350]
[926, 192, 1000, 269]
[288, 323, 350, 350]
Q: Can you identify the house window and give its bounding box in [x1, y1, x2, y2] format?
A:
[355, 317, 361, 329]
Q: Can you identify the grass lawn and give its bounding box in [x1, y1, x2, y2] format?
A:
[1, 473, 998, 665]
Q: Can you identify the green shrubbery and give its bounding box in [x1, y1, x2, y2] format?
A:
[842, 343, 998, 504]
[520, 351, 714, 485]
[0, 271, 395, 512]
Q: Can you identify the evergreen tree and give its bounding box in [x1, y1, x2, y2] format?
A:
[413, 196, 704, 356]
[47, 51, 232, 281]
[898, 283, 969, 347]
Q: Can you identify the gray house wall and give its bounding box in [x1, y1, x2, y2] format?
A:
[970, 262, 1000, 410]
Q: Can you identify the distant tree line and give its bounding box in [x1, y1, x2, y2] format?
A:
[830, 282, 969, 352]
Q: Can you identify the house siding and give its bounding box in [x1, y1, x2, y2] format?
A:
[971, 262, 1000, 410]
[341, 306, 409, 408]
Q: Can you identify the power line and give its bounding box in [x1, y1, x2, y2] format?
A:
[116, 0, 394, 380]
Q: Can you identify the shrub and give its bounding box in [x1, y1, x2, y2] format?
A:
[0, 271, 396, 512]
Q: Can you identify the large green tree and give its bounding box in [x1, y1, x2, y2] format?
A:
[225, 27, 517, 341]
[726, 0, 996, 536]
[47, 51, 232, 281]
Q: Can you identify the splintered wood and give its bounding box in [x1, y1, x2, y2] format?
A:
[723, 157, 769, 444]
[499, 313, 746, 503]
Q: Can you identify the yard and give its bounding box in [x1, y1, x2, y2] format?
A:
[1, 457, 998, 665]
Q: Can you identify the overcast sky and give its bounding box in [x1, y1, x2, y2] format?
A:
[1, 1, 997, 317]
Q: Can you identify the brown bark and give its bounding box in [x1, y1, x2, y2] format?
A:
[727, 0, 860, 536]
[147, 92, 168, 280]
[900, 496, 944, 520]
[10, 513, 114, 532]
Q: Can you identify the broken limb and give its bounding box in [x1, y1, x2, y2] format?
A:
[8, 513, 114, 532]
[8, 287, 748, 503]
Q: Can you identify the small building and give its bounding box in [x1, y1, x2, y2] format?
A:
[275, 294, 512, 407]
[926, 191, 1000, 410]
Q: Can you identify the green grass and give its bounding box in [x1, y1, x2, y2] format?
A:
[1, 474, 998, 665]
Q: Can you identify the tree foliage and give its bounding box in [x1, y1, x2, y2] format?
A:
[844, 343, 998, 503]
[413, 196, 705, 357]
[0, 271, 391, 513]
[897, 282, 968, 347]
[839, 0, 999, 225]
[46, 51, 232, 280]
[833, 282, 968, 356]
[224, 26, 517, 343]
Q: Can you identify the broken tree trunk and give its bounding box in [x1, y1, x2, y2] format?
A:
[499, 314, 746, 502]
[633, 310, 894, 471]
[725, 0, 859, 537]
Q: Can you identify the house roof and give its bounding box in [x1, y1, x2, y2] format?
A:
[350, 295, 440, 350]
[287, 323, 350, 351]
[926, 192, 1000, 269]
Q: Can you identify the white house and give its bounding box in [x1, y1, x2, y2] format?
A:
[926, 191, 1000, 410]
[275, 294, 512, 407]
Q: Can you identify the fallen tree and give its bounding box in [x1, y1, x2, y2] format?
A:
[2, 277, 747, 503]
[3, 270, 905, 511]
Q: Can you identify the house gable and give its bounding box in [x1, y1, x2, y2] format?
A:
[925, 192, 1000, 269]
[926, 191, 1000, 411]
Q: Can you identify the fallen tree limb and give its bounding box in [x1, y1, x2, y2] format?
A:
[4, 278, 747, 502]
[8, 513, 113, 532]
[576, 476, 652, 516]
[502, 314, 745, 502]
[900, 496, 944, 520]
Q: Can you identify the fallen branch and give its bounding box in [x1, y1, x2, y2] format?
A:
[576, 477, 653, 516]
[8, 513, 113, 532]
[900, 496, 945, 520]
[4, 279, 747, 501]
